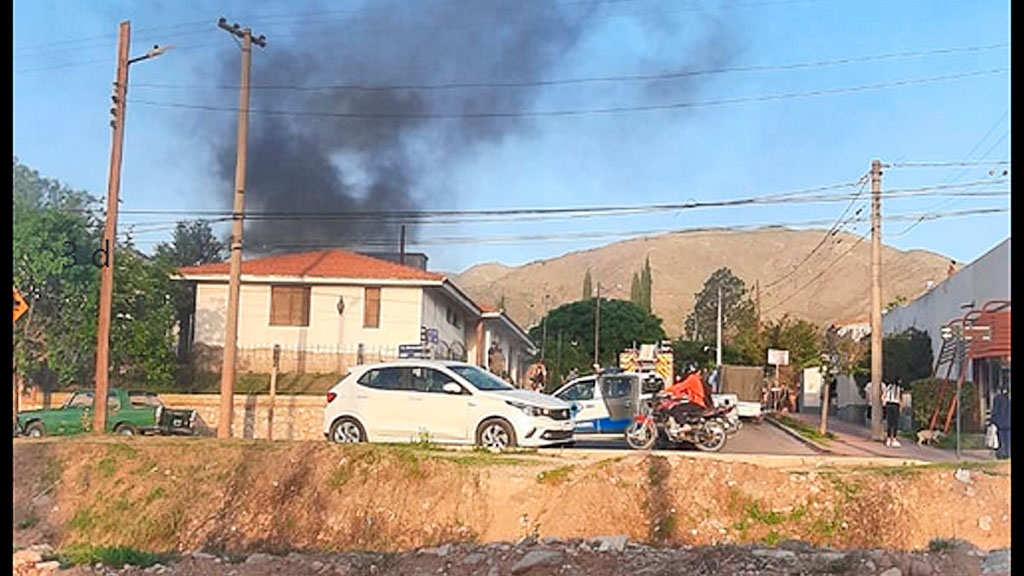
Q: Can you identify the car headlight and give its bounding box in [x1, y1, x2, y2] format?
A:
[506, 400, 546, 417]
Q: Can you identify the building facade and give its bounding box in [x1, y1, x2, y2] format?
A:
[176, 250, 536, 385]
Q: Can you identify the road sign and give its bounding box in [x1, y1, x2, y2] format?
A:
[13, 288, 28, 324]
[767, 348, 789, 366]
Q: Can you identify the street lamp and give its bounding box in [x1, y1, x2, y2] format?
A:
[93, 22, 171, 434]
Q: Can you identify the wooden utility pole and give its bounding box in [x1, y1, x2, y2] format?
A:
[869, 159, 884, 441]
[217, 18, 266, 439]
[94, 21, 131, 435]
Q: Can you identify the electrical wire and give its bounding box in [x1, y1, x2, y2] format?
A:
[127, 67, 1009, 120]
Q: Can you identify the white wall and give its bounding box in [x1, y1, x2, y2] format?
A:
[883, 238, 1011, 373]
[194, 282, 423, 353]
[421, 288, 472, 359]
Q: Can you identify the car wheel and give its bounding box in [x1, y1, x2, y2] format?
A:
[477, 419, 516, 450]
[25, 421, 45, 438]
[114, 424, 136, 436]
[329, 418, 366, 444]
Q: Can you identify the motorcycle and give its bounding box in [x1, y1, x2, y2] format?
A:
[624, 394, 728, 452]
[715, 402, 742, 436]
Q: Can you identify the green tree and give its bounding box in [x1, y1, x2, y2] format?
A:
[684, 267, 756, 345]
[529, 299, 666, 387]
[13, 159, 102, 390]
[582, 268, 593, 300]
[630, 272, 641, 306]
[110, 242, 177, 388]
[640, 256, 652, 314]
[761, 315, 824, 370]
[154, 221, 226, 360]
[856, 327, 933, 384]
[14, 159, 179, 391]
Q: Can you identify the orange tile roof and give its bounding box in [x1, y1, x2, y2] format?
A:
[177, 250, 445, 282]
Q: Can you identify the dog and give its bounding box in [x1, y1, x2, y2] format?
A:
[916, 429, 946, 446]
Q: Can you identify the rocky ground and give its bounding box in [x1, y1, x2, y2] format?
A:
[13, 538, 1011, 576]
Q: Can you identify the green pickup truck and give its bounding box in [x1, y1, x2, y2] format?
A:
[14, 389, 197, 438]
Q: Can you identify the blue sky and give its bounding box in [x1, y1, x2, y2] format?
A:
[13, 0, 1010, 274]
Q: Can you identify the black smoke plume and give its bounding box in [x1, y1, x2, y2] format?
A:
[205, 1, 736, 254]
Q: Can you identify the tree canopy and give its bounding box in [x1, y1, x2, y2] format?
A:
[529, 298, 666, 387]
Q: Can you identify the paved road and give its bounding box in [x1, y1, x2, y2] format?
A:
[565, 419, 818, 455]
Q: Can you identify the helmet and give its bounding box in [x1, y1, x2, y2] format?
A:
[682, 361, 698, 376]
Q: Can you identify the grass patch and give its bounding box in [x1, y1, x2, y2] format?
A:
[775, 415, 835, 443]
[928, 538, 956, 552]
[97, 457, 118, 478]
[56, 545, 167, 568]
[536, 465, 573, 485]
[143, 487, 167, 505]
[16, 513, 38, 530]
[745, 501, 785, 526]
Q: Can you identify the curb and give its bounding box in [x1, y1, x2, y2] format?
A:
[765, 416, 835, 455]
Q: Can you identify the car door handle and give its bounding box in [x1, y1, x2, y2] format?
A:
[583, 403, 595, 409]
[468, 402, 477, 408]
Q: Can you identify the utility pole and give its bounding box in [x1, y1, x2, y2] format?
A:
[715, 285, 723, 369]
[869, 159, 884, 441]
[93, 22, 131, 434]
[593, 283, 601, 372]
[399, 224, 406, 266]
[755, 280, 761, 333]
[541, 293, 549, 362]
[217, 18, 266, 439]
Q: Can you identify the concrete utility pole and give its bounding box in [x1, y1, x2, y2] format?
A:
[715, 285, 723, 369]
[217, 17, 266, 439]
[94, 23, 170, 434]
[755, 280, 761, 333]
[869, 159, 884, 441]
[593, 283, 601, 372]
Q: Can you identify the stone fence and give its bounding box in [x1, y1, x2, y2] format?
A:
[17, 392, 326, 441]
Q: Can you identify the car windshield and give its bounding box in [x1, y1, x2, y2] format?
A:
[448, 365, 514, 391]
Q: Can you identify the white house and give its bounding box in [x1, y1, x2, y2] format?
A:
[175, 250, 536, 385]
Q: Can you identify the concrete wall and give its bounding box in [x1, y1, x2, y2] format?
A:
[883, 238, 1011, 375]
[20, 392, 326, 441]
[421, 288, 472, 359]
[195, 282, 423, 352]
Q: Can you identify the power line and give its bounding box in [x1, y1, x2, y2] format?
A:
[761, 173, 869, 293]
[888, 160, 1011, 168]
[89, 180, 1008, 229]
[761, 232, 868, 315]
[130, 42, 1010, 93]
[121, 206, 1009, 248]
[128, 67, 1009, 119]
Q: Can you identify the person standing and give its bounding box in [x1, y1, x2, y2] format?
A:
[882, 377, 903, 447]
[991, 384, 1011, 460]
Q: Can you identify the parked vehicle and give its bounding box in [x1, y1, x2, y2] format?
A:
[551, 371, 648, 435]
[624, 394, 728, 452]
[14, 389, 197, 438]
[323, 361, 575, 449]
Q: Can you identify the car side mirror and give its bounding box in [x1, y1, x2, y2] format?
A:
[442, 382, 463, 395]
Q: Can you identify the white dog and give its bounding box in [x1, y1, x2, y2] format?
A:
[916, 429, 945, 446]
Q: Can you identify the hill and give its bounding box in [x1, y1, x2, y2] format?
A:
[451, 227, 953, 336]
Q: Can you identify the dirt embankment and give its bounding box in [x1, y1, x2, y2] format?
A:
[13, 438, 1011, 555]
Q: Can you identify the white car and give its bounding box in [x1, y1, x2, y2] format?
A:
[323, 361, 576, 449]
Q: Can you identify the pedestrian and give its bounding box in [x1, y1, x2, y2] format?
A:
[882, 377, 903, 447]
[529, 361, 547, 393]
[990, 384, 1011, 460]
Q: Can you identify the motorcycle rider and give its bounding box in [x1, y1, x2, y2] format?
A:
[662, 361, 708, 434]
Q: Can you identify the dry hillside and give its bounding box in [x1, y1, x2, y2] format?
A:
[452, 227, 954, 336]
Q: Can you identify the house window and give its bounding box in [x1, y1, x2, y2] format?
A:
[364, 287, 381, 328]
[270, 286, 310, 327]
[445, 306, 461, 329]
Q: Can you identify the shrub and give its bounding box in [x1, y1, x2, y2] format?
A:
[910, 378, 981, 433]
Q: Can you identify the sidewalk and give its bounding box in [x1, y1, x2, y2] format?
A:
[776, 410, 995, 463]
